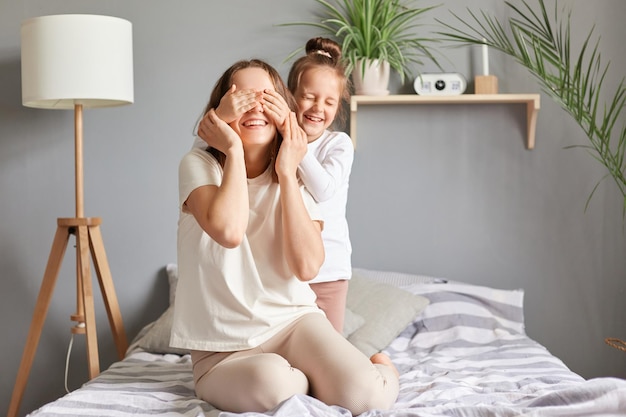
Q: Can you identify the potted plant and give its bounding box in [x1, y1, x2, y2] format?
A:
[281, 0, 442, 95]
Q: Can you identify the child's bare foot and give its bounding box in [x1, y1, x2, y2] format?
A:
[370, 352, 399, 377]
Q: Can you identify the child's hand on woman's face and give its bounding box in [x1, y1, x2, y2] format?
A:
[215, 84, 263, 123]
[198, 109, 243, 155]
[276, 112, 308, 178]
[262, 89, 290, 127]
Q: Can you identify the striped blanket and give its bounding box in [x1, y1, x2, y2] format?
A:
[29, 273, 626, 417]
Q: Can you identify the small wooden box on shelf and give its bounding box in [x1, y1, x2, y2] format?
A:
[474, 75, 499, 94]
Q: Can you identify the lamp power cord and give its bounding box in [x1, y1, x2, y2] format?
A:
[64, 322, 84, 393]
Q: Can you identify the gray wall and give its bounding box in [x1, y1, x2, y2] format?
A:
[1, 0, 624, 415]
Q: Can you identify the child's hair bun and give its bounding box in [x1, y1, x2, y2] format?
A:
[305, 37, 342, 62]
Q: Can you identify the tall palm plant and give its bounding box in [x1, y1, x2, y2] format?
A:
[438, 0, 625, 213]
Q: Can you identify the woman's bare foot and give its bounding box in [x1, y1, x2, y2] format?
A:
[370, 352, 399, 378]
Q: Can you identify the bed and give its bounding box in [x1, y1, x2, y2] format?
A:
[28, 265, 626, 417]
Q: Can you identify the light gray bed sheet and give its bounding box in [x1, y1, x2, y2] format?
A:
[29, 270, 626, 417]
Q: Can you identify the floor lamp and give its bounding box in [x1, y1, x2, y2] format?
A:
[8, 14, 134, 417]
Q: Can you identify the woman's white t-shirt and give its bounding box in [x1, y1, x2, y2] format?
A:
[171, 148, 324, 352]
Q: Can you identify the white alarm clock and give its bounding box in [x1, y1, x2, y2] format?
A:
[414, 73, 467, 96]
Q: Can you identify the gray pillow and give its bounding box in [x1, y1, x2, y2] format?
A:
[138, 305, 189, 355]
[346, 271, 430, 357]
[137, 264, 189, 355]
[343, 307, 366, 337]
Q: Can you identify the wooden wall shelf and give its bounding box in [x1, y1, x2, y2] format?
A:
[350, 94, 541, 149]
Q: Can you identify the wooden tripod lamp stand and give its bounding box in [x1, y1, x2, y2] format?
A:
[8, 14, 134, 417]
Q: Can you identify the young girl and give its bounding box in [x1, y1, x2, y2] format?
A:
[287, 37, 354, 333]
[172, 59, 398, 414]
[193, 37, 354, 333]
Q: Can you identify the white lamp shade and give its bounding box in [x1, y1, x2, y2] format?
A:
[21, 14, 134, 109]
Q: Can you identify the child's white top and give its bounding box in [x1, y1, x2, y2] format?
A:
[298, 130, 354, 283]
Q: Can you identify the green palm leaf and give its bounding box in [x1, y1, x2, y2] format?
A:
[438, 0, 626, 214]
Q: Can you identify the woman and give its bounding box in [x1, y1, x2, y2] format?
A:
[171, 59, 398, 415]
[192, 38, 354, 333]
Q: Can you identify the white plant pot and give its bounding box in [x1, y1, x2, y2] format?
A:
[352, 59, 390, 96]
